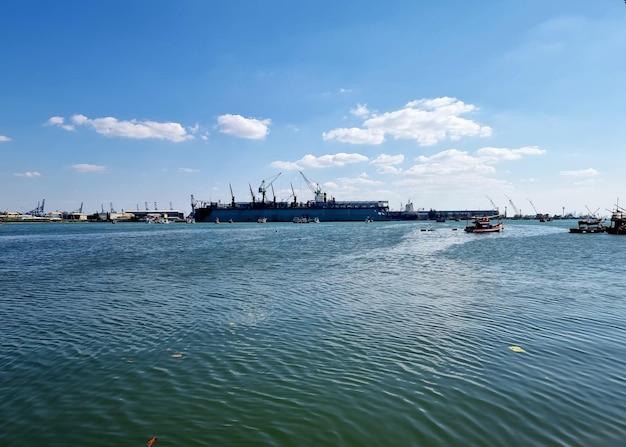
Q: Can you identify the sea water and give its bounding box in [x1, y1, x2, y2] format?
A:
[1, 220, 625, 447]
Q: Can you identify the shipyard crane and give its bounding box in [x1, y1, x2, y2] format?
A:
[299, 171, 325, 202]
[505, 194, 521, 218]
[229, 183, 236, 207]
[527, 199, 540, 219]
[290, 183, 298, 206]
[249, 183, 256, 203]
[28, 199, 45, 217]
[485, 195, 499, 216]
[258, 173, 281, 203]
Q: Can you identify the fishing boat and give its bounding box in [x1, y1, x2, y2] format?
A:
[569, 216, 606, 233]
[191, 171, 390, 223]
[464, 215, 503, 233]
[606, 205, 626, 235]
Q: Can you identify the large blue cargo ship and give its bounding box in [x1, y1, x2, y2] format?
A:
[191, 172, 390, 223]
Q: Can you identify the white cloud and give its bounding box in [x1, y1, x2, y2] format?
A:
[351, 103, 370, 117]
[560, 168, 598, 177]
[405, 145, 545, 177]
[178, 167, 200, 173]
[70, 163, 107, 173]
[407, 149, 496, 176]
[0, 135, 11, 142]
[46, 116, 75, 131]
[14, 171, 41, 178]
[477, 146, 546, 162]
[371, 154, 405, 174]
[323, 97, 492, 146]
[216, 114, 270, 140]
[371, 154, 404, 166]
[188, 123, 210, 141]
[337, 172, 384, 187]
[271, 152, 369, 170]
[50, 114, 192, 142]
[322, 127, 385, 144]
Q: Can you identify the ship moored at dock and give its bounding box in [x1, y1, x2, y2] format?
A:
[191, 172, 390, 223]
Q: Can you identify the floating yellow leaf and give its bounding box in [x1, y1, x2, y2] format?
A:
[509, 346, 526, 353]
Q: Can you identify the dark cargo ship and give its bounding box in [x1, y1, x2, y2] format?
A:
[191, 172, 390, 223]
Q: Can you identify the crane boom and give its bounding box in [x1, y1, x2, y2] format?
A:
[258, 173, 281, 203]
[505, 194, 520, 217]
[290, 183, 297, 206]
[299, 171, 325, 202]
[485, 195, 499, 214]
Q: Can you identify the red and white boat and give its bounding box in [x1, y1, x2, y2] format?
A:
[464, 215, 503, 233]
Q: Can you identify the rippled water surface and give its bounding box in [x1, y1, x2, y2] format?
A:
[1, 220, 625, 446]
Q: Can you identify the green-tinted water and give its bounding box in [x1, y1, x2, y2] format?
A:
[1, 221, 625, 446]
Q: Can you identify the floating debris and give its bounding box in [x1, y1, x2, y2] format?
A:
[171, 353, 183, 358]
[147, 436, 157, 446]
[508, 346, 526, 353]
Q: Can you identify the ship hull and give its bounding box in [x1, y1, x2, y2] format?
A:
[193, 205, 389, 222]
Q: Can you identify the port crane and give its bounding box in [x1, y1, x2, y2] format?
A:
[289, 183, 298, 206]
[258, 173, 281, 203]
[299, 171, 325, 203]
[527, 199, 541, 219]
[229, 183, 236, 207]
[28, 199, 45, 217]
[505, 194, 521, 218]
[485, 195, 499, 216]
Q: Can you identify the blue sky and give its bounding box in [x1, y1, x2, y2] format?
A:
[1, 1, 625, 216]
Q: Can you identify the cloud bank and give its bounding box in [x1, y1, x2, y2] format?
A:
[323, 97, 492, 146]
[49, 115, 193, 142]
[271, 152, 368, 170]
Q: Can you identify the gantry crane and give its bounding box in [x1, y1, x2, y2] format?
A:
[28, 199, 45, 217]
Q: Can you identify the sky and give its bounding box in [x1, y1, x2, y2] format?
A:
[1, 0, 625, 217]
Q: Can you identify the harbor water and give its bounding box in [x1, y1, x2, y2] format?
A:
[1, 220, 625, 446]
